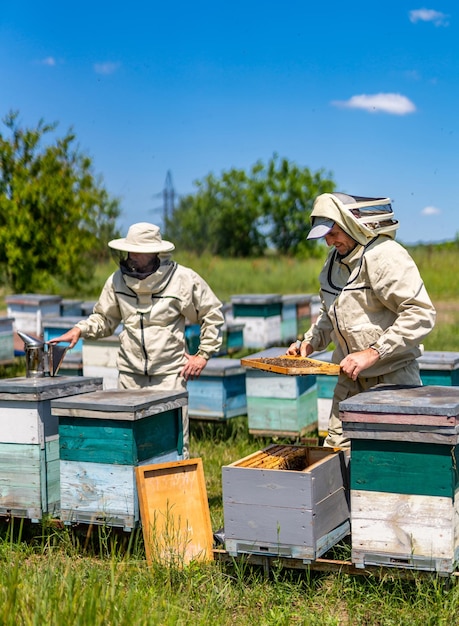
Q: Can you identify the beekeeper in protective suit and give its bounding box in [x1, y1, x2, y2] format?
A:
[287, 193, 436, 449]
[51, 222, 225, 459]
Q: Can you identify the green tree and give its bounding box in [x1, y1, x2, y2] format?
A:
[166, 168, 266, 257]
[260, 156, 335, 255]
[165, 155, 335, 257]
[0, 112, 121, 293]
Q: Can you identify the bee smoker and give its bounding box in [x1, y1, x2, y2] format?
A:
[17, 331, 68, 378]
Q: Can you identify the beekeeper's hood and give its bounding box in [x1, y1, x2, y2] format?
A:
[308, 193, 399, 246]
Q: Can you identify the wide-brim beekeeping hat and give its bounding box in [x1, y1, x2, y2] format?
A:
[108, 222, 175, 253]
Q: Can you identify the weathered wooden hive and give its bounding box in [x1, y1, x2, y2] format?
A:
[0, 376, 103, 521]
[51, 388, 187, 530]
[340, 384, 459, 573]
[223, 444, 350, 561]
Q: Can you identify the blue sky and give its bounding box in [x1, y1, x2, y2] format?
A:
[1, 1, 457, 244]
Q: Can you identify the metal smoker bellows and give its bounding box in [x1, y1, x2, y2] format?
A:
[17, 331, 68, 378]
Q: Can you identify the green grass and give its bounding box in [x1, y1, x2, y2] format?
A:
[1, 421, 459, 625]
[1, 245, 459, 623]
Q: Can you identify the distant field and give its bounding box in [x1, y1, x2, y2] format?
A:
[1, 244, 457, 350]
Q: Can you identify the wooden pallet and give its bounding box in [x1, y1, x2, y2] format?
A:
[213, 549, 459, 579]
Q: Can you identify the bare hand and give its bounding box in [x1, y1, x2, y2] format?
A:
[286, 340, 314, 357]
[340, 348, 380, 381]
[48, 327, 82, 350]
[180, 353, 208, 381]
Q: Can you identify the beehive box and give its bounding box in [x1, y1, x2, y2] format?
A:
[52, 388, 187, 530]
[0, 317, 15, 365]
[82, 331, 121, 389]
[280, 295, 300, 344]
[340, 384, 459, 573]
[43, 316, 84, 376]
[231, 294, 282, 349]
[185, 322, 201, 355]
[225, 323, 244, 354]
[418, 351, 459, 386]
[314, 350, 338, 438]
[0, 376, 103, 521]
[6, 294, 62, 337]
[244, 347, 318, 438]
[60, 299, 84, 317]
[188, 357, 246, 421]
[223, 444, 350, 560]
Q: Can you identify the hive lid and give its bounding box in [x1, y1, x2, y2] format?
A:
[340, 384, 459, 417]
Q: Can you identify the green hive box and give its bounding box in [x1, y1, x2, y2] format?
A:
[418, 351, 459, 386]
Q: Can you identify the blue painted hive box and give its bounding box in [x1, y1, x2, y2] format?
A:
[244, 347, 318, 437]
[60, 299, 84, 317]
[280, 295, 300, 344]
[313, 350, 338, 438]
[188, 357, 246, 421]
[223, 444, 350, 561]
[0, 376, 103, 522]
[43, 316, 85, 376]
[417, 351, 459, 386]
[0, 316, 15, 365]
[340, 385, 459, 574]
[51, 388, 187, 530]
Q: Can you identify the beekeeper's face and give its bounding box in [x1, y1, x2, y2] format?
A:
[324, 224, 357, 256]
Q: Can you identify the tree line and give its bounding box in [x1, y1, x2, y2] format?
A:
[165, 157, 335, 257]
[0, 112, 335, 294]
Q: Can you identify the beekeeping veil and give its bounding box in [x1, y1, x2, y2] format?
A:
[308, 193, 399, 246]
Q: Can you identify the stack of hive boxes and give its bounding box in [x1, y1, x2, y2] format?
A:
[0, 376, 102, 522]
[243, 347, 318, 438]
[341, 384, 459, 574]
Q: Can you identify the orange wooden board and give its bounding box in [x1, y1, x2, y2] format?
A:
[241, 355, 341, 376]
[135, 458, 214, 566]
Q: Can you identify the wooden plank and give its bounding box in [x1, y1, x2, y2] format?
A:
[341, 410, 459, 427]
[343, 428, 459, 445]
[213, 549, 459, 578]
[241, 355, 340, 376]
[136, 459, 213, 565]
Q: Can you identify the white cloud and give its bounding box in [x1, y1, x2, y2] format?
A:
[93, 62, 120, 75]
[409, 9, 449, 27]
[332, 93, 416, 115]
[421, 206, 441, 216]
[35, 57, 56, 66]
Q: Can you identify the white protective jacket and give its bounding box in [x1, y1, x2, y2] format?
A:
[76, 256, 224, 376]
[304, 235, 436, 378]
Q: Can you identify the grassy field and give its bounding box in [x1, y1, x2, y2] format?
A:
[1, 245, 459, 624]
